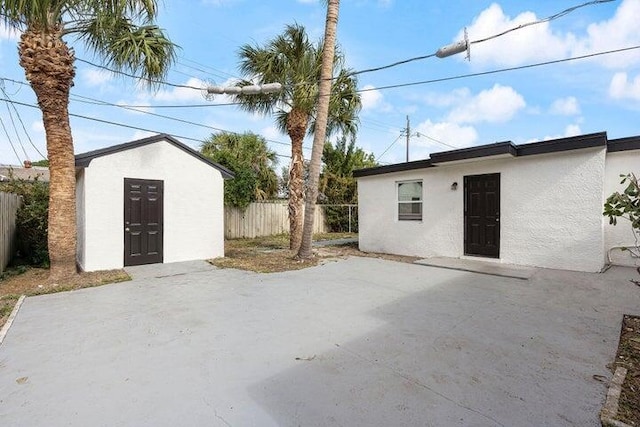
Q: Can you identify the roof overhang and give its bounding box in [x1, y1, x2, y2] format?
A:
[354, 131, 611, 178]
[75, 134, 234, 179]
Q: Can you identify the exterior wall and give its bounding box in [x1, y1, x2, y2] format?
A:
[76, 168, 86, 270]
[80, 139, 225, 271]
[358, 147, 606, 272]
[604, 150, 640, 267]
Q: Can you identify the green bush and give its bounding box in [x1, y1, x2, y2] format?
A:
[0, 177, 49, 267]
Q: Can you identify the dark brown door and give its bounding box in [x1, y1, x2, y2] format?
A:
[124, 178, 164, 266]
[464, 173, 500, 258]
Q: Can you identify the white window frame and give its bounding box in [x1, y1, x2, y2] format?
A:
[397, 180, 423, 221]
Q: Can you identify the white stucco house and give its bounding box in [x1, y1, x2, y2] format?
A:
[75, 134, 233, 272]
[354, 132, 640, 273]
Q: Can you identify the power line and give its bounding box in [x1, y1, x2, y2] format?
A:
[2, 95, 29, 160]
[0, 116, 22, 164]
[471, 0, 615, 45]
[0, 86, 46, 159]
[0, 97, 294, 159]
[347, 0, 616, 78]
[66, 93, 309, 151]
[376, 134, 403, 160]
[358, 45, 640, 93]
[76, 58, 206, 90]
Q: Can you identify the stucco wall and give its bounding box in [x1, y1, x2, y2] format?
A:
[358, 147, 606, 272]
[76, 168, 86, 271]
[79, 139, 225, 271]
[604, 150, 640, 267]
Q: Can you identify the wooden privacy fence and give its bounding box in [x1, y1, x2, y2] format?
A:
[225, 201, 328, 239]
[0, 192, 21, 273]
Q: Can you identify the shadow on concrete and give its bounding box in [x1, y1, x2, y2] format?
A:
[248, 266, 636, 427]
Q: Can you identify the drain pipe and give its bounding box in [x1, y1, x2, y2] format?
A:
[602, 245, 640, 272]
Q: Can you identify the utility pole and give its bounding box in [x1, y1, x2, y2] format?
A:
[405, 115, 410, 162]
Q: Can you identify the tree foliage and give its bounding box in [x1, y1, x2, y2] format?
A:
[320, 137, 377, 232]
[201, 132, 279, 209]
[0, 177, 49, 267]
[604, 173, 640, 243]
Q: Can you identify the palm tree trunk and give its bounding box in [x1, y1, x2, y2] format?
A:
[19, 27, 77, 281]
[287, 108, 309, 251]
[297, 0, 340, 259]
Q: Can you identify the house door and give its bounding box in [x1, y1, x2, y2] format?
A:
[124, 178, 164, 266]
[464, 173, 500, 258]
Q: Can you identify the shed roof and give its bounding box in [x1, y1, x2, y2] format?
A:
[354, 131, 622, 178]
[75, 134, 234, 179]
[0, 165, 50, 182]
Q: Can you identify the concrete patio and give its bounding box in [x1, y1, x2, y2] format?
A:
[0, 257, 639, 426]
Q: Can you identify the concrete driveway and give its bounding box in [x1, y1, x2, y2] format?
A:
[1, 257, 639, 426]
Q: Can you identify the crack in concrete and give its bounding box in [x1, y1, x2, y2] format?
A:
[334, 343, 506, 427]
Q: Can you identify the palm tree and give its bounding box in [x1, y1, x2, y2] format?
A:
[235, 23, 360, 251]
[298, 0, 340, 259]
[0, 1, 175, 280]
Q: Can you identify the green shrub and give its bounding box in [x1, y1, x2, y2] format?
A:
[0, 177, 49, 267]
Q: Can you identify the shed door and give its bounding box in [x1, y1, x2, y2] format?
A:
[124, 178, 164, 266]
[464, 173, 500, 258]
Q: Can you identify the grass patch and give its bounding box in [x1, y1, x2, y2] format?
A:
[612, 314, 640, 425]
[210, 233, 417, 273]
[0, 266, 131, 329]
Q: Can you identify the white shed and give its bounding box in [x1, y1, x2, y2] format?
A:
[75, 134, 233, 272]
[354, 132, 640, 272]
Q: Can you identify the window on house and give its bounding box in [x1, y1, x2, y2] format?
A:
[397, 180, 422, 221]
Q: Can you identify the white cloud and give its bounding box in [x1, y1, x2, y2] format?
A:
[532, 123, 583, 142]
[446, 84, 525, 124]
[414, 119, 478, 153]
[31, 120, 44, 133]
[80, 69, 113, 87]
[573, 0, 640, 68]
[361, 85, 392, 112]
[152, 77, 208, 102]
[422, 88, 470, 108]
[0, 22, 20, 41]
[563, 124, 582, 137]
[458, 3, 574, 67]
[261, 125, 284, 141]
[455, 0, 640, 68]
[609, 72, 640, 100]
[549, 96, 580, 115]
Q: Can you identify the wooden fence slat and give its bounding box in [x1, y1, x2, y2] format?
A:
[224, 201, 328, 239]
[0, 192, 22, 273]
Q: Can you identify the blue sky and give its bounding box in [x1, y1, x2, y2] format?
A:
[0, 0, 639, 167]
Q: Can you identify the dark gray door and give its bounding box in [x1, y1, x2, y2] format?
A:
[464, 173, 500, 258]
[124, 178, 164, 266]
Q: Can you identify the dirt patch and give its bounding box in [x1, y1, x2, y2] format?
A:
[0, 267, 130, 329]
[210, 235, 419, 274]
[611, 314, 640, 426]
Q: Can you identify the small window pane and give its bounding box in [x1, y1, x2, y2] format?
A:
[399, 202, 422, 220]
[398, 181, 422, 202]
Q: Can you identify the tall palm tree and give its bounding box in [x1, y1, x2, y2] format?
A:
[0, 1, 175, 280]
[235, 23, 360, 251]
[298, 0, 340, 259]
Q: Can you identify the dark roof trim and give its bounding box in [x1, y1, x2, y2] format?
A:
[353, 159, 433, 178]
[75, 134, 234, 179]
[355, 131, 611, 178]
[430, 141, 517, 164]
[517, 132, 606, 156]
[607, 135, 640, 153]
